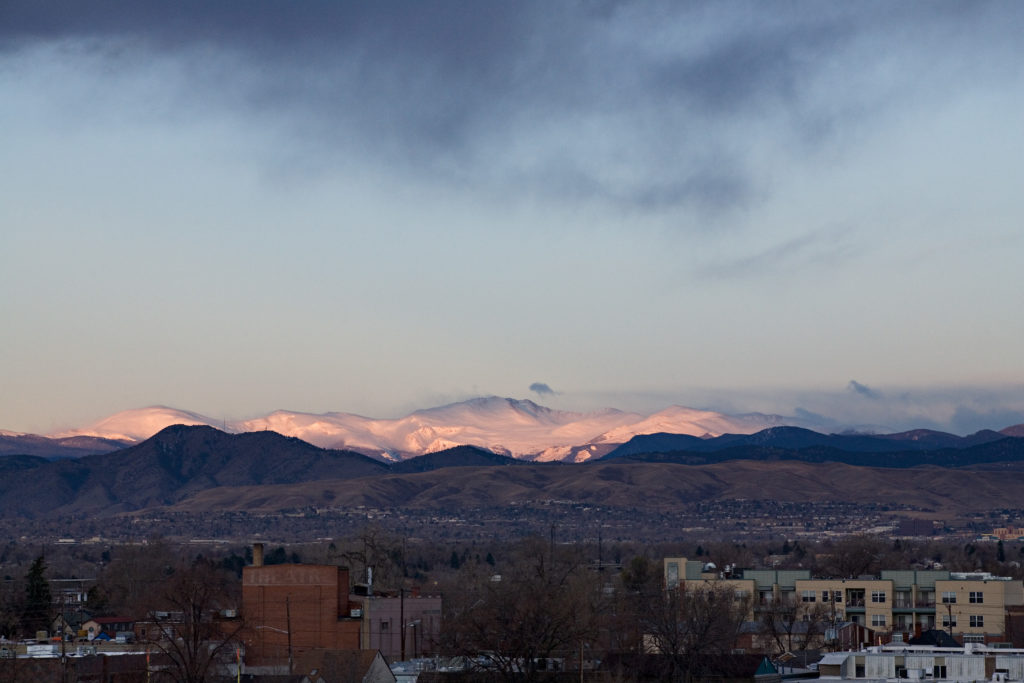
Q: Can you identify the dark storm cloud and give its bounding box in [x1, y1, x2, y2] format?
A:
[4, 1, 1021, 216]
[529, 382, 555, 397]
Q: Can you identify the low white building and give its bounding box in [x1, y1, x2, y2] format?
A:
[819, 644, 1024, 682]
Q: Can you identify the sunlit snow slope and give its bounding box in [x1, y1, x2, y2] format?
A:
[55, 397, 789, 461]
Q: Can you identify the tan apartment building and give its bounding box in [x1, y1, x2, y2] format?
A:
[664, 559, 1024, 646]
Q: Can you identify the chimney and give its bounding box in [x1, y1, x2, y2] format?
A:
[253, 542, 264, 567]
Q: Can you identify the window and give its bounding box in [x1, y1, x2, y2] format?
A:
[872, 614, 887, 627]
[801, 590, 816, 603]
[871, 591, 886, 604]
[666, 562, 679, 587]
[834, 590, 843, 602]
[735, 590, 750, 600]
[380, 620, 389, 632]
[970, 615, 985, 628]
[970, 591, 984, 604]
[942, 614, 957, 628]
[822, 590, 831, 602]
[934, 666, 947, 678]
[942, 591, 957, 604]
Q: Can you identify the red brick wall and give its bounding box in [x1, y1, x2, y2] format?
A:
[241, 564, 359, 665]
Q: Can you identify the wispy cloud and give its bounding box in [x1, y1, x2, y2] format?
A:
[847, 380, 882, 400]
[697, 225, 856, 280]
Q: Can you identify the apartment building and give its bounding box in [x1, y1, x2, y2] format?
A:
[664, 559, 1024, 646]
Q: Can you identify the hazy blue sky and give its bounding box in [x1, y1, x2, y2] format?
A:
[2, 1, 1022, 435]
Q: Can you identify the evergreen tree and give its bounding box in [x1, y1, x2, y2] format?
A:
[23, 555, 51, 636]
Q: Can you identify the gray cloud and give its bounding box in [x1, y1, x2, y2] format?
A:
[3, 1, 1021, 221]
[697, 225, 856, 280]
[950, 406, 1024, 435]
[529, 382, 555, 397]
[847, 380, 882, 400]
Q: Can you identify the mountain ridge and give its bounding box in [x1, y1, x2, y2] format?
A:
[7, 399, 1024, 463]
[40, 397, 793, 462]
[3, 423, 1024, 519]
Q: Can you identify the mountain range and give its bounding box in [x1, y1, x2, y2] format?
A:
[14, 397, 800, 462]
[3, 422, 1024, 519]
[3, 397, 1022, 464]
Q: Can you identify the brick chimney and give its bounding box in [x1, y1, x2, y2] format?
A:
[253, 542, 264, 567]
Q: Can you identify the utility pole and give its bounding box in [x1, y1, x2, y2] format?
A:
[286, 596, 293, 675]
[400, 588, 406, 662]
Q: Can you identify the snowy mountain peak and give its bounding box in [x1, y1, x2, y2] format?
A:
[45, 397, 797, 462]
[54, 405, 223, 442]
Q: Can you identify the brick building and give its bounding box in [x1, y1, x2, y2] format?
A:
[241, 545, 362, 670]
[356, 591, 443, 660]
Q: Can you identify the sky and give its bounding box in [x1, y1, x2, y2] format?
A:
[2, 1, 1023, 436]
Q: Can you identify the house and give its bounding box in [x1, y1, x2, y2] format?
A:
[81, 616, 134, 641]
[294, 648, 396, 683]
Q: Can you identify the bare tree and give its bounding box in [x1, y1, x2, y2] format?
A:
[338, 524, 405, 589]
[143, 558, 243, 683]
[821, 535, 886, 578]
[758, 597, 830, 654]
[93, 538, 176, 617]
[442, 538, 603, 683]
[642, 583, 751, 682]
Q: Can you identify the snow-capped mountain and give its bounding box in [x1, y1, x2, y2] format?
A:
[51, 397, 795, 462]
[54, 406, 221, 442]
